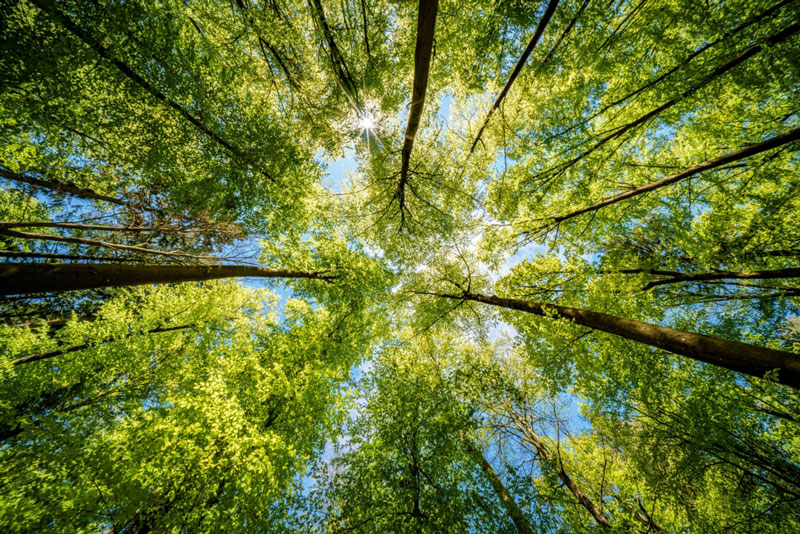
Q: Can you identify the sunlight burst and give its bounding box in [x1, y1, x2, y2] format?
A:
[358, 114, 376, 132]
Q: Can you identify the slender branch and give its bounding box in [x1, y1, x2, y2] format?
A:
[530, 23, 800, 183]
[0, 221, 161, 232]
[0, 250, 140, 262]
[0, 168, 161, 213]
[0, 228, 215, 262]
[12, 324, 193, 366]
[644, 267, 800, 290]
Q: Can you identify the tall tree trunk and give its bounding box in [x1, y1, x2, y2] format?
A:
[538, 127, 800, 230]
[397, 0, 439, 224]
[0, 263, 335, 296]
[460, 434, 534, 534]
[470, 0, 560, 153]
[434, 291, 800, 389]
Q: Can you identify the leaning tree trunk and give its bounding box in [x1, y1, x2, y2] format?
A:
[439, 291, 800, 389]
[541, 127, 800, 229]
[470, 0, 560, 153]
[460, 434, 534, 534]
[0, 263, 335, 296]
[396, 0, 439, 224]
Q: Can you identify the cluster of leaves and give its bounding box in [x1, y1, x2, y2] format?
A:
[1, 0, 799, 531]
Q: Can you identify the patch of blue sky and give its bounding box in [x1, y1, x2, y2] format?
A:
[319, 146, 359, 194]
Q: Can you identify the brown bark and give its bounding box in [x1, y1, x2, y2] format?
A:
[461, 434, 534, 534]
[0, 263, 336, 296]
[434, 291, 800, 389]
[397, 0, 439, 223]
[470, 0, 560, 153]
[540, 127, 800, 229]
[12, 324, 192, 366]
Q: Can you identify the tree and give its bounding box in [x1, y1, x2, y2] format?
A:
[1, 0, 799, 531]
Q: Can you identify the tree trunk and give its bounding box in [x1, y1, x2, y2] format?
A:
[470, 0, 560, 153]
[507, 413, 612, 527]
[461, 434, 534, 534]
[541, 127, 800, 229]
[0, 263, 335, 296]
[441, 291, 800, 389]
[397, 0, 439, 222]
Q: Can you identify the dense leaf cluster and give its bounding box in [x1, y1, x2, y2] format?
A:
[1, 0, 799, 532]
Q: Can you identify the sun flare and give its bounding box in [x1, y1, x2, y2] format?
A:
[358, 114, 375, 131]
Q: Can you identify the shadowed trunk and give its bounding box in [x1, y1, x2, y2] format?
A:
[397, 0, 439, 224]
[461, 434, 534, 534]
[539, 127, 800, 229]
[470, 0, 560, 153]
[433, 291, 800, 389]
[0, 263, 335, 296]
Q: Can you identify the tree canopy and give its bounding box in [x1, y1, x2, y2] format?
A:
[1, 0, 799, 531]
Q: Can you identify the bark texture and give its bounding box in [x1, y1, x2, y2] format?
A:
[397, 0, 439, 220]
[0, 263, 335, 295]
[461, 435, 534, 534]
[443, 291, 800, 389]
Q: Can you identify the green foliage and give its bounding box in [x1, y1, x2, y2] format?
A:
[2, 0, 799, 531]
